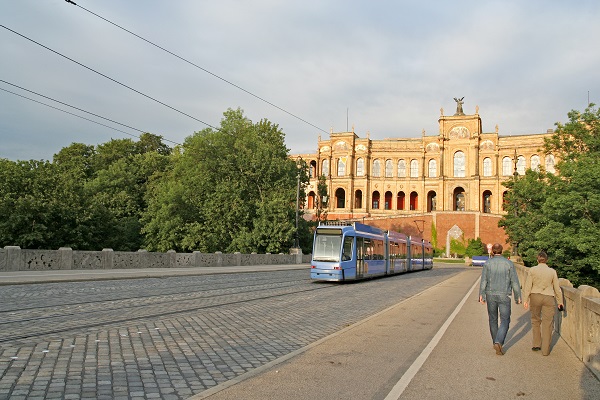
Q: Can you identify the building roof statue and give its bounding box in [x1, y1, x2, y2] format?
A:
[454, 97, 465, 116]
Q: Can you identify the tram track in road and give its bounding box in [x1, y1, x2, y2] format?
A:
[0, 275, 310, 316]
[0, 271, 309, 312]
[0, 274, 335, 345]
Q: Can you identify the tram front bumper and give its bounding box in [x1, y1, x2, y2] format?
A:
[310, 268, 344, 281]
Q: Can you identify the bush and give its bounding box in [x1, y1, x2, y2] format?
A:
[465, 238, 486, 257]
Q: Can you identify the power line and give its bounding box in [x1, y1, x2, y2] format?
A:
[0, 86, 142, 141]
[0, 24, 219, 132]
[2, 80, 144, 137]
[63, 1, 328, 134]
[0, 80, 181, 146]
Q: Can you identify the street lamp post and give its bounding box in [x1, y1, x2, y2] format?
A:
[511, 149, 519, 258]
[294, 157, 301, 249]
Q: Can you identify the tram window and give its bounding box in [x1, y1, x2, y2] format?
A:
[342, 236, 354, 261]
[372, 239, 384, 260]
[313, 235, 342, 261]
[356, 237, 366, 260]
[363, 238, 374, 260]
[390, 242, 399, 259]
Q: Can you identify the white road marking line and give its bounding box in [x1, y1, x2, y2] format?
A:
[384, 278, 480, 400]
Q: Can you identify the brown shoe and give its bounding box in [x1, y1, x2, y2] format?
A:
[494, 342, 504, 355]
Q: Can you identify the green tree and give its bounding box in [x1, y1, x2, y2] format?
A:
[315, 174, 329, 222]
[500, 105, 600, 288]
[449, 236, 466, 258]
[142, 108, 306, 253]
[0, 133, 171, 250]
[465, 238, 486, 257]
[430, 222, 438, 250]
[499, 168, 554, 262]
[86, 151, 171, 250]
[0, 158, 114, 249]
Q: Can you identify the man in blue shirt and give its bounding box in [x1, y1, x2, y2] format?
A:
[478, 243, 522, 355]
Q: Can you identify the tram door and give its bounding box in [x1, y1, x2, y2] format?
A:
[355, 237, 365, 279]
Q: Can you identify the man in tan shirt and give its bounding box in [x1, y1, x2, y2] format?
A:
[522, 251, 564, 356]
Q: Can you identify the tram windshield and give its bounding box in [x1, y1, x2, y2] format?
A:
[313, 233, 342, 262]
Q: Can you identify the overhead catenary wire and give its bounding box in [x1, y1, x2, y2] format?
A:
[0, 84, 183, 146]
[63, 0, 328, 135]
[0, 24, 219, 132]
[0, 79, 185, 146]
[0, 85, 154, 143]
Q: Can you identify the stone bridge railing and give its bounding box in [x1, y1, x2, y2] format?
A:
[515, 264, 600, 380]
[0, 246, 311, 272]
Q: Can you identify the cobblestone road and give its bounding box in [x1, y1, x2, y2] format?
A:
[0, 267, 464, 399]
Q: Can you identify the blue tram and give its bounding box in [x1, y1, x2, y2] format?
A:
[310, 222, 433, 282]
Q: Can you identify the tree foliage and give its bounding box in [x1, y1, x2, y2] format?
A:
[314, 174, 329, 222]
[142, 108, 306, 253]
[500, 105, 600, 288]
[465, 238, 486, 257]
[0, 133, 171, 251]
[448, 235, 466, 258]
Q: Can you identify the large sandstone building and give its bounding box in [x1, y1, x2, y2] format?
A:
[293, 99, 557, 252]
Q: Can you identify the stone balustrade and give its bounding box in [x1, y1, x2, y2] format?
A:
[0, 246, 310, 272]
[515, 263, 600, 380]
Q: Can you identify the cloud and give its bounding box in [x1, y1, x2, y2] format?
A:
[1, 0, 599, 160]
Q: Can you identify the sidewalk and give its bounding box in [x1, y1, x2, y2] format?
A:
[192, 268, 600, 400]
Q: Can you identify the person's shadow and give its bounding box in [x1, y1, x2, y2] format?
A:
[503, 311, 531, 351]
[504, 302, 565, 352]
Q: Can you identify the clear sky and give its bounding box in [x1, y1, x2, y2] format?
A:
[1, 0, 599, 161]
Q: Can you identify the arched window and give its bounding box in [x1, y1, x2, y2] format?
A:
[373, 159, 381, 177]
[502, 156, 512, 176]
[356, 158, 364, 176]
[355, 190, 363, 209]
[308, 191, 316, 209]
[482, 191, 492, 213]
[372, 191, 380, 209]
[454, 151, 465, 177]
[309, 161, 316, 178]
[545, 154, 555, 173]
[384, 191, 393, 210]
[397, 160, 406, 177]
[517, 155, 526, 175]
[427, 191, 437, 212]
[483, 157, 492, 177]
[428, 159, 437, 177]
[397, 191, 405, 210]
[531, 155, 540, 172]
[337, 158, 346, 177]
[322, 159, 329, 177]
[410, 160, 419, 177]
[385, 159, 393, 177]
[335, 188, 346, 209]
[409, 192, 418, 210]
[454, 187, 465, 211]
